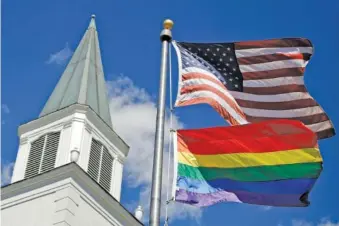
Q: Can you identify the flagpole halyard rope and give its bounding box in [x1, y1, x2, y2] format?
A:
[164, 42, 174, 226]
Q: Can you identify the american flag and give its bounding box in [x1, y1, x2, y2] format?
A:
[172, 38, 335, 139]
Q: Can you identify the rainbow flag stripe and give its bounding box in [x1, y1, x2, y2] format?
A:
[172, 120, 323, 207]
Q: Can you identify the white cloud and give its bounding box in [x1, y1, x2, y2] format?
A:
[318, 219, 339, 226]
[46, 43, 73, 65]
[2, 104, 10, 114]
[1, 162, 14, 186]
[289, 219, 339, 226]
[107, 75, 202, 223]
[292, 220, 313, 226]
[260, 206, 272, 211]
[2, 104, 10, 124]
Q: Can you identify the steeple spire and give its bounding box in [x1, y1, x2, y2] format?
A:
[11, 16, 129, 203]
[40, 15, 113, 128]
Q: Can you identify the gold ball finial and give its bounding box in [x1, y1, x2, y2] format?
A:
[163, 19, 174, 30]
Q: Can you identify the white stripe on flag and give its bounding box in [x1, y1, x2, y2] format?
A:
[230, 91, 313, 102]
[243, 76, 305, 87]
[239, 59, 307, 73]
[242, 106, 325, 118]
[235, 47, 313, 58]
[307, 121, 333, 132]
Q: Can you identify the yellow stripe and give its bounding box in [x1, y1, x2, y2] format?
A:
[178, 148, 322, 168]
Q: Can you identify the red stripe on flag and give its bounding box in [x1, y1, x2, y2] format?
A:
[238, 53, 311, 65]
[243, 85, 307, 95]
[177, 119, 318, 155]
[245, 113, 330, 125]
[235, 98, 319, 110]
[234, 38, 312, 50]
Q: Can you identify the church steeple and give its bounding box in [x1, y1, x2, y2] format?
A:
[11, 16, 128, 201]
[40, 15, 113, 128]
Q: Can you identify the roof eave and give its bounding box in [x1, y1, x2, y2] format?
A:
[18, 104, 130, 157]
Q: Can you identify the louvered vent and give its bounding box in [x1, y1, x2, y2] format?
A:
[99, 147, 113, 191]
[25, 136, 45, 178]
[24, 132, 60, 179]
[41, 132, 60, 173]
[88, 139, 102, 180]
[88, 138, 113, 192]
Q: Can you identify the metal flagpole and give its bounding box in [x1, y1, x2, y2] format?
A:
[149, 19, 173, 226]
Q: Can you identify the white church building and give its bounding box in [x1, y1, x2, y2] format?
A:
[1, 15, 143, 226]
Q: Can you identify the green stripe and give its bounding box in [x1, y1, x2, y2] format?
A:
[178, 162, 322, 182]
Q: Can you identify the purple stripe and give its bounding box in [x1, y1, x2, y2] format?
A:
[175, 189, 310, 207]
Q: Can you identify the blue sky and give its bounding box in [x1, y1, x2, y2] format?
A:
[2, 0, 339, 225]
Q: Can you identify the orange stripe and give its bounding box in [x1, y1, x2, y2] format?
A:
[178, 147, 321, 168]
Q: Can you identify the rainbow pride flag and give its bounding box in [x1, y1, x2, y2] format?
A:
[172, 120, 323, 207]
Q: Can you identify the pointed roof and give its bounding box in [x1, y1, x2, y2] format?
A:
[40, 15, 113, 128]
